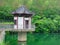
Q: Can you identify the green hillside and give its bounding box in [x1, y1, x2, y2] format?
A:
[0, 0, 60, 9]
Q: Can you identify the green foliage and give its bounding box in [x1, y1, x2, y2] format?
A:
[0, 6, 13, 22]
[0, 42, 5, 45]
[0, 0, 60, 33]
[30, 7, 60, 33]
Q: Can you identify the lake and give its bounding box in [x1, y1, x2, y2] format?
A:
[27, 33, 60, 45]
[5, 32, 60, 45]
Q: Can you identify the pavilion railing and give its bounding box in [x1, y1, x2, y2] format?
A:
[0, 24, 35, 31]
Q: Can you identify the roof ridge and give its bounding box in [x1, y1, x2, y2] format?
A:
[12, 5, 33, 15]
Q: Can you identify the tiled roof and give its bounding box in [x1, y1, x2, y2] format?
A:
[12, 5, 33, 15]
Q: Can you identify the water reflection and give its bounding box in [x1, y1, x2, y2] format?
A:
[27, 33, 60, 45]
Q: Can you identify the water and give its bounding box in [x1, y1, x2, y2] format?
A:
[27, 33, 60, 45]
[5, 32, 60, 45]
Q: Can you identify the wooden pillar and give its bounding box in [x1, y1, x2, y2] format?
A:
[18, 32, 27, 45]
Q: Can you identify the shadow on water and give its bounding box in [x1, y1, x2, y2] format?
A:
[27, 33, 60, 45]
